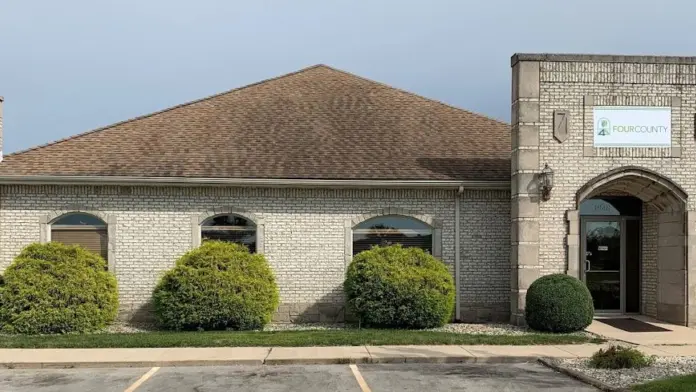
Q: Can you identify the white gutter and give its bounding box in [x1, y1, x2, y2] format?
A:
[0, 175, 510, 189]
[455, 185, 463, 321]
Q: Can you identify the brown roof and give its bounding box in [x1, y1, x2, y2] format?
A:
[0, 65, 510, 181]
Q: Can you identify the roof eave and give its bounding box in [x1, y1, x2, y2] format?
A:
[0, 175, 510, 190]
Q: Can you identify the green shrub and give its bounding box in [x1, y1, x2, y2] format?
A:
[525, 274, 594, 333]
[590, 345, 654, 369]
[153, 241, 279, 331]
[344, 245, 455, 329]
[0, 242, 118, 334]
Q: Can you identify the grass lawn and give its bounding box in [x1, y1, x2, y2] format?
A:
[631, 374, 696, 392]
[0, 329, 602, 348]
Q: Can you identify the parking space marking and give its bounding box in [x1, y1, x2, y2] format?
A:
[349, 364, 372, 392]
[124, 367, 159, 392]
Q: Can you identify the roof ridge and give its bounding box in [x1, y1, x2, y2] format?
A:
[6, 64, 329, 157]
[317, 65, 509, 127]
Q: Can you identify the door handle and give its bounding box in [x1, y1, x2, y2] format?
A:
[585, 260, 591, 272]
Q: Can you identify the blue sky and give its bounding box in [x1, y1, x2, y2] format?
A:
[0, 0, 692, 153]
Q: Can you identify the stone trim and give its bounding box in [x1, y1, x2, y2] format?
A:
[513, 53, 696, 66]
[197, 207, 260, 225]
[573, 169, 689, 325]
[553, 110, 569, 143]
[576, 166, 687, 212]
[40, 207, 116, 272]
[511, 58, 541, 325]
[345, 208, 443, 259]
[687, 211, 696, 327]
[44, 207, 110, 225]
[657, 212, 687, 325]
[565, 209, 580, 279]
[105, 215, 117, 272]
[192, 207, 265, 254]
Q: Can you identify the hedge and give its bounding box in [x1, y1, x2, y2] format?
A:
[153, 241, 279, 331]
[345, 245, 455, 329]
[0, 242, 119, 334]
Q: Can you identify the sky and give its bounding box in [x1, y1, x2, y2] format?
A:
[0, 0, 693, 154]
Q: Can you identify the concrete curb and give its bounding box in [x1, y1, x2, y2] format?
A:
[0, 355, 546, 369]
[537, 358, 619, 392]
[0, 344, 620, 369]
[0, 359, 267, 370]
[265, 356, 542, 366]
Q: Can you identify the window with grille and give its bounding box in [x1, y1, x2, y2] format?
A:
[352, 215, 432, 256]
[51, 213, 108, 260]
[201, 214, 257, 253]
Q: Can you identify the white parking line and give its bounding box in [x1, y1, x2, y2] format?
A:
[349, 364, 372, 392]
[124, 367, 160, 392]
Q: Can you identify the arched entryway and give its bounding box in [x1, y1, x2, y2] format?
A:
[567, 167, 689, 325]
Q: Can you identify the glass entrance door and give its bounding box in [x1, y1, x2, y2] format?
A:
[584, 220, 621, 311]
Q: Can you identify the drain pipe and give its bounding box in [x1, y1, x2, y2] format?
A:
[455, 184, 464, 321]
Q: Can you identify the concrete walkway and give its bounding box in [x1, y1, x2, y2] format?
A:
[586, 315, 696, 345]
[0, 343, 693, 369]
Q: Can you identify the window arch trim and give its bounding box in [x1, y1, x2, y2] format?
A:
[191, 207, 265, 253]
[345, 208, 443, 264]
[39, 206, 116, 272]
[50, 212, 107, 228]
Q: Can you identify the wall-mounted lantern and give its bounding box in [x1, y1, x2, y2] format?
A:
[539, 163, 554, 201]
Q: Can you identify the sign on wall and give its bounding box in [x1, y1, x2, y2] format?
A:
[593, 106, 672, 148]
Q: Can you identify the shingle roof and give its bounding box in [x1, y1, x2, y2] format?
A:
[0, 65, 510, 181]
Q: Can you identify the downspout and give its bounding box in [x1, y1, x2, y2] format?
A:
[455, 184, 463, 321]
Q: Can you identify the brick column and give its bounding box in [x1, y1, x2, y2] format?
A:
[510, 58, 541, 325]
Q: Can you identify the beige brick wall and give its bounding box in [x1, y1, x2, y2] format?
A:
[513, 55, 696, 325]
[0, 185, 510, 323]
[460, 191, 510, 321]
[536, 62, 695, 270]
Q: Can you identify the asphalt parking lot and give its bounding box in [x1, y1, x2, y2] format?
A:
[0, 363, 597, 391]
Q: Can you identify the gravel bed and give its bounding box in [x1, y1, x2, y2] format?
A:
[101, 322, 348, 333]
[264, 322, 594, 336]
[264, 322, 538, 334]
[102, 322, 547, 335]
[102, 321, 597, 337]
[264, 322, 543, 335]
[262, 323, 346, 332]
[429, 323, 531, 335]
[104, 323, 158, 334]
[560, 355, 696, 389]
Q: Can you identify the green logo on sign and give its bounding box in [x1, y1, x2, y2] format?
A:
[597, 118, 611, 136]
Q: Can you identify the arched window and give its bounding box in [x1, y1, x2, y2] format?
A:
[352, 215, 433, 255]
[579, 196, 642, 216]
[51, 213, 108, 260]
[201, 214, 257, 253]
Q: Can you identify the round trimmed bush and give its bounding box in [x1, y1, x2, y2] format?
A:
[0, 242, 119, 334]
[344, 245, 455, 329]
[153, 241, 279, 331]
[525, 274, 594, 333]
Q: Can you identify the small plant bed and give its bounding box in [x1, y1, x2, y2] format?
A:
[0, 329, 601, 349]
[589, 345, 654, 370]
[558, 355, 696, 390]
[632, 373, 696, 392]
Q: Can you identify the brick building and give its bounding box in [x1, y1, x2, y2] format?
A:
[0, 54, 695, 326]
[512, 54, 696, 327]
